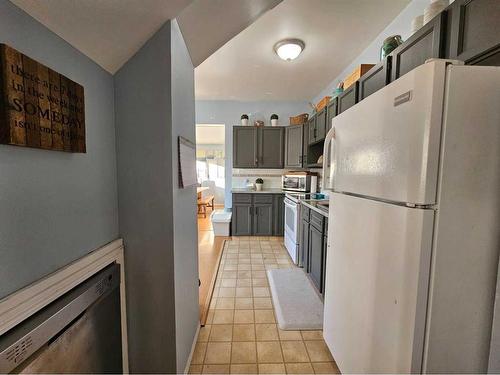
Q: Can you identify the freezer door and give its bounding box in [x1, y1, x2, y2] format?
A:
[324, 193, 434, 373]
[332, 61, 448, 205]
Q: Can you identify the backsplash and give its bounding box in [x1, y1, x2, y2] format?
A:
[232, 168, 324, 191]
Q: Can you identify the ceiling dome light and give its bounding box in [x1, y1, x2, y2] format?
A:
[274, 39, 305, 61]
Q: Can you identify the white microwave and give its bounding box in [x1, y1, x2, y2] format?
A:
[282, 174, 311, 192]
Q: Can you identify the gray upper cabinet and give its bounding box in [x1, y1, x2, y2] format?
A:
[390, 12, 445, 82]
[259, 127, 285, 168]
[285, 125, 305, 168]
[233, 126, 284, 169]
[307, 115, 316, 146]
[326, 98, 337, 131]
[233, 127, 258, 168]
[308, 108, 326, 144]
[447, 0, 500, 65]
[337, 81, 359, 114]
[358, 57, 392, 101]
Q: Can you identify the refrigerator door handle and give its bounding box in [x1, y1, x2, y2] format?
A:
[322, 126, 336, 191]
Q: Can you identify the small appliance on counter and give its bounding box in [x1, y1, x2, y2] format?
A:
[282, 171, 317, 192]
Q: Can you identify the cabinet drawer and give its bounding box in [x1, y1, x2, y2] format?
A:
[301, 204, 310, 222]
[233, 193, 252, 203]
[310, 210, 324, 231]
[254, 194, 273, 204]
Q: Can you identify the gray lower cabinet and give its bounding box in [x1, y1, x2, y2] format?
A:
[284, 125, 305, 168]
[309, 224, 323, 292]
[233, 126, 284, 169]
[301, 219, 310, 270]
[232, 203, 252, 235]
[232, 193, 284, 236]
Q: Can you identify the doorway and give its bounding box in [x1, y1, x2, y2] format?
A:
[195, 124, 227, 323]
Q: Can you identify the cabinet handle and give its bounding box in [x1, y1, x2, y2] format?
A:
[255, 207, 259, 216]
[255, 158, 258, 166]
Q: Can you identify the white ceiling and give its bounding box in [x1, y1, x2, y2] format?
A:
[177, 0, 282, 67]
[10, 0, 193, 73]
[196, 124, 225, 144]
[195, 0, 411, 101]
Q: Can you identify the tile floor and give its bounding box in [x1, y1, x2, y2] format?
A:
[189, 237, 340, 374]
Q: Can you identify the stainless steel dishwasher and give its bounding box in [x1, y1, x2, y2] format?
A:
[0, 264, 122, 373]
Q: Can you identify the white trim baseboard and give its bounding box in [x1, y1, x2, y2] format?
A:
[184, 322, 201, 374]
[0, 238, 129, 373]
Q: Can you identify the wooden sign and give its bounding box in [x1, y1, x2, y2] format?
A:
[0, 44, 86, 152]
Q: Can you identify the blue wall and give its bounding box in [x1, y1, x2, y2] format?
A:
[195, 100, 310, 207]
[0, 1, 119, 298]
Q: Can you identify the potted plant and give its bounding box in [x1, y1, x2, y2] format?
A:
[255, 178, 264, 191]
[241, 114, 249, 126]
[270, 114, 279, 127]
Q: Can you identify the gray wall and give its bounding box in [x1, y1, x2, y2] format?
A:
[171, 19, 199, 373]
[195, 100, 310, 207]
[0, 1, 118, 299]
[312, 0, 428, 103]
[114, 22, 177, 373]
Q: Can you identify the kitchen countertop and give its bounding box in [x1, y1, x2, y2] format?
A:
[231, 188, 284, 194]
[301, 199, 329, 218]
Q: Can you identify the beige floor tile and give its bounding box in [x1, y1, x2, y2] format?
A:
[281, 341, 309, 362]
[212, 289, 219, 298]
[304, 341, 334, 362]
[238, 264, 252, 270]
[213, 310, 234, 324]
[221, 279, 237, 287]
[216, 297, 235, 310]
[237, 279, 252, 287]
[252, 278, 268, 287]
[239, 258, 252, 264]
[223, 271, 237, 278]
[231, 341, 257, 363]
[219, 287, 236, 297]
[311, 362, 340, 374]
[253, 287, 270, 297]
[206, 309, 215, 324]
[202, 364, 230, 374]
[226, 259, 239, 265]
[235, 297, 253, 309]
[189, 364, 203, 374]
[205, 342, 232, 364]
[253, 298, 273, 309]
[233, 324, 256, 341]
[252, 271, 267, 278]
[209, 324, 233, 342]
[277, 329, 302, 341]
[235, 287, 252, 297]
[252, 264, 265, 270]
[254, 310, 275, 323]
[256, 341, 283, 363]
[230, 364, 258, 374]
[210, 298, 218, 310]
[234, 309, 255, 323]
[255, 324, 279, 341]
[301, 331, 323, 340]
[198, 325, 211, 342]
[238, 270, 252, 279]
[285, 363, 314, 374]
[258, 363, 285, 374]
[224, 264, 238, 271]
[192, 342, 207, 365]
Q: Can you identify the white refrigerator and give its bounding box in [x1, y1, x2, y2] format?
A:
[321, 60, 500, 373]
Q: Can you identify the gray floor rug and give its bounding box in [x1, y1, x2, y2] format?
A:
[267, 268, 324, 330]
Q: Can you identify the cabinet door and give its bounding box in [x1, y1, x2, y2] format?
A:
[273, 194, 285, 236]
[338, 82, 359, 114]
[302, 122, 309, 165]
[321, 235, 328, 295]
[308, 116, 316, 145]
[309, 224, 323, 291]
[315, 107, 327, 142]
[326, 98, 337, 132]
[284, 125, 304, 168]
[390, 12, 445, 82]
[254, 204, 273, 236]
[259, 127, 284, 168]
[447, 0, 500, 65]
[300, 219, 310, 270]
[232, 203, 252, 235]
[233, 127, 258, 168]
[358, 57, 391, 101]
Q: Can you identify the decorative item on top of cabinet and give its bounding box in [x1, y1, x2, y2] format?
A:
[343, 64, 376, 89]
[337, 81, 359, 115]
[289, 113, 309, 125]
[315, 96, 332, 112]
[241, 114, 249, 126]
[389, 11, 446, 82]
[270, 114, 279, 126]
[358, 56, 392, 101]
[380, 35, 403, 60]
[446, 0, 500, 66]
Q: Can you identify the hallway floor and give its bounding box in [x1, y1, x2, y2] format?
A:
[190, 237, 339, 374]
[198, 210, 228, 322]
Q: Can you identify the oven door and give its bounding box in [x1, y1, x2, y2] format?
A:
[284, 198, 299, 263]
